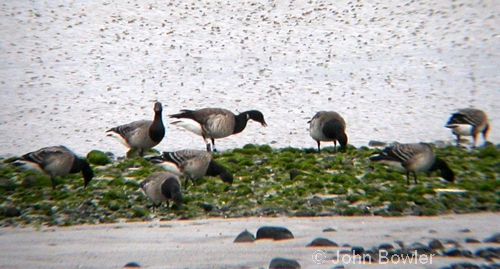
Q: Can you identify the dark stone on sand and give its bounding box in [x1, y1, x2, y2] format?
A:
[445, 249, 464, 257]
[306, 237, 338, 247]
[123, 262, 141, 268]
[461, 250, 474, 258]
[322, 227, 336, 233]
[2, 206, 21, 217]
[257, 226, 294, 241]
[378, 243, 394, 250]
[465, 237, 481, 244]
[289, 169, 300, 180]
[269, 257, 301, 269]
[234, 230, 255, 243]
[408, 242, 438, 256]
[459, 228, 471, 233]
[429, 239, 444, 250]
[447, 262, 480, 269]
[484, 233, 500, 244]
[444, 239, 462, 248]
[476, 248, 500, 261]
[351, 246, 364, 255]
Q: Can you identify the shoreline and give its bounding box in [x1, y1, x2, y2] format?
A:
[1, 213, 499, 269]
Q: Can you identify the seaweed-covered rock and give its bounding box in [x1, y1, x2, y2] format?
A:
[306, 238, 338, 247]
[87, 150, 111, 165]
[234, 230, 255, 243]
[269, 257, 301, 269]
[257, 226, 294, 241]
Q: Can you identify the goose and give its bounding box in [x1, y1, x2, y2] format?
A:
[12, 146, 94, 189]
[146, 149, 233, 188]
[369, 142, 454, 185]
[445, 108, 489, 148]
[106, 102, 165, 156]
[140, 171, 183, 210]
[169, 108, 267, 152]
[308, 111, 348, 153]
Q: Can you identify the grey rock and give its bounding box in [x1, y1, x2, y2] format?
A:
[234, 230, 255, 243]
[306, 238, 338, 247]
[484, 233, 500, 244]
[429, 239, 444, 250]
[257, 226, 294, 241]
[269, 257, 301, 269]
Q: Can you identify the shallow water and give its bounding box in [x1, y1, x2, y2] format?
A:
[1, 0, 499, 157]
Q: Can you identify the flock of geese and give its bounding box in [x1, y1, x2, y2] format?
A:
[11, 102, 490, 210]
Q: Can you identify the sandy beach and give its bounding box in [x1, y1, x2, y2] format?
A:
[1, 213, 499, 269]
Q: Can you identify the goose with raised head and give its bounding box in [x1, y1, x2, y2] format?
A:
[106, 102, 165, 156]
[140, 171, 183, 210]
[169, 108, 267, 152]
[308, 111, 348, 153]
[12, 145, 94, 189]
[370, 142, 455, 185]
[445, 108, 489, 148]
[147, 149, 233, 188]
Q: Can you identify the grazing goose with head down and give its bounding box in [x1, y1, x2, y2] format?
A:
[106, 102, 165, 156]
[308, 111, 348, 153]
[147, 149, 233, 188]
[369, 142, 454, 185]
[140, 172, 183, 210]
[12, 145, 94, 189]
[169, 108, 267, 152]
[445, 108, 489, 148]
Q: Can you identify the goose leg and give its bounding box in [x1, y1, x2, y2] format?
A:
[413, 172, 418, 184]
[211, 138, 217, 152]
[455, 135, 461, 147]
[51, 177, 57, 190]
[203, 136, 212, 152]
[406, 171, 411, 185]
[316, 141, 321, 153]
[472, 133, 478, 148]
[333, 140, 338, 153]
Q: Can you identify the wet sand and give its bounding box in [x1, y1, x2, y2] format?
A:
[1, 213, 499, 269]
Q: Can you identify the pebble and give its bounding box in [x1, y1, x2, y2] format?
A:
[234, 230, 255, 243]
[306, 237, 338, 247]
[256, 226, 294, 241]
[428, 239, 444, 250]
[377, 243, 394, 250]
[465, 237, 481, 244]
[123, 262, 141, 268]
[351, 246, 364, 255]
[268, 257, 301, 269]
[484, 233, 500, 244]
